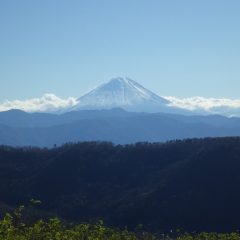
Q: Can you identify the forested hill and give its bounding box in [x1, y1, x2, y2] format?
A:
[1, 137, 240, 232]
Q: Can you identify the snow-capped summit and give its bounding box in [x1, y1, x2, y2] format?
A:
[72, 77, 171, 112]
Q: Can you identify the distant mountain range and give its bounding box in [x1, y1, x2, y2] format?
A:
[1, 108, 240, 147]
[1, 77, 240, 116]
[0, 77, 240, 147]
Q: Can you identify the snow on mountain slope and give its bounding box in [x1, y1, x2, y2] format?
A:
[72, 77, 171, 112]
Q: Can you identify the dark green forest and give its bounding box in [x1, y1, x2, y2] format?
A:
[1, 137, 240, 234]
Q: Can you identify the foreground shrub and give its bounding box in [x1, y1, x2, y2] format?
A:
[0, 205, 140, 240]
[1, 205, 240, 239]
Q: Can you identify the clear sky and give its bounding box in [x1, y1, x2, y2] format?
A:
[1, 0, 240, 101]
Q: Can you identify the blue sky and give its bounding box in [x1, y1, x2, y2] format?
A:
[1, 0, 240, 101]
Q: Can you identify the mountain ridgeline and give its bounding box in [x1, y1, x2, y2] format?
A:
[2, 77, 240, 147]
[1, 108, 240, 147]
[1, 137, 240, 232]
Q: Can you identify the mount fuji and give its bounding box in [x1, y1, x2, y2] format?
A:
[71, 77, 174, 113]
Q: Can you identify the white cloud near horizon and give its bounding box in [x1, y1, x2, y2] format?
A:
[165, 96, 240, 116]
[0, 94, 78, 113]
[1, 94, 240, 117]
